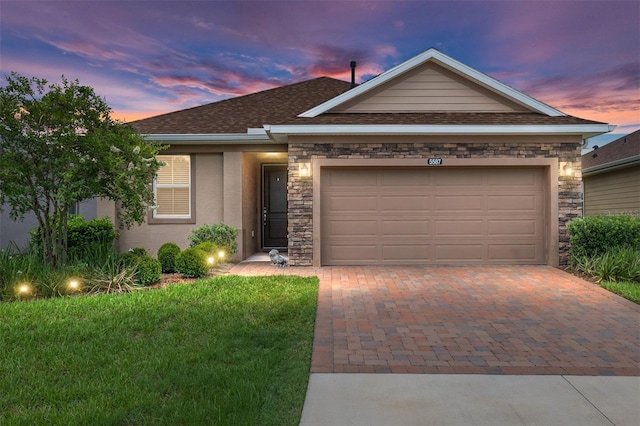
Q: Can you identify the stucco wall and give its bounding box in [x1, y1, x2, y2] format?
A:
[241, 153, 259, 258]
[110, 153, 224, 256]
[287, 135, 582, 267]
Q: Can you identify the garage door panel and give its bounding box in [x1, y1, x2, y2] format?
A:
[321, 167, 546, 265]
[487, 194, 540, 211]
[486, 169, 540, 186]
[382, 245, 432, 261]
[433, 169, 484, 186]
[381, 195, 430, 211]
[435, 219, 484, 236]
[326, 169, 377, 187]
[435, 195, 484, 212]
[488, 243, 544, 262]
[380, 169, 430, 186]
[383, 220, 430, 236]
[326, 196, 377, 212]
[435, 244, 484, 262]
[488, 219, 539, 236]
[325, 244, 379, 264]
[327, 220, 378, 236]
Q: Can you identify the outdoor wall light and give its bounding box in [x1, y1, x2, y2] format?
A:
[562, 162, 573, 177]
[207, 256, 215, 266]
[299, 162, 311, 178]
[218, 250, 225, 260]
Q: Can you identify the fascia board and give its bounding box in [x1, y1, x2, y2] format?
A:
[266, 123, 614, 137]
[299, 48, 566, 118]
[141, 133, 276, 144]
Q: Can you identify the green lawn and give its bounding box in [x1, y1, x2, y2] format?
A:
[600, 281, 640, 304]
[0, 275, 318, 425]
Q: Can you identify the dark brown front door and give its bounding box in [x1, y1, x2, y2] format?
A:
[262, 164, 288, 249]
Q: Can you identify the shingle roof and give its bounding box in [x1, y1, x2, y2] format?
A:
[130, 77, 353, 134]
[280, 112, 605, 126]
[582, 130, 640, 169]
[131, 75, 607, 136]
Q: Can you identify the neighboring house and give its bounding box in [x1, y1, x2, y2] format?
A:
[99, 48, 613, 267]
[581, 130, 640, 216]
[0, 200, 97, 251]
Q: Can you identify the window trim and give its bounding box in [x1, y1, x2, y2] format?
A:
[148, 155, 196, 224]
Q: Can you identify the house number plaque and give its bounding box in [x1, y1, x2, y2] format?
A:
[427, 158, 443, 165]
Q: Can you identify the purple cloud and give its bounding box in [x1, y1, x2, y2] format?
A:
[1, 0, 637, 132]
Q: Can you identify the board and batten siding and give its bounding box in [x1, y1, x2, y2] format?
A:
[583, 165, 640, 215]
[335, 63, 529, 113]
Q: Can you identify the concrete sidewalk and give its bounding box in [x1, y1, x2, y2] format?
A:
[300, 374, 640, 426]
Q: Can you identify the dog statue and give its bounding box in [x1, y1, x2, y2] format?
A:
[268, 249, 288, 267]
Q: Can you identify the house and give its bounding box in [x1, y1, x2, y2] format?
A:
[99, 48, 613, 267]
[581, 130, 640, 216]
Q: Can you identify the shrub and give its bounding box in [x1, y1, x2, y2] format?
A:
[573, 247, 640, 283]
[568, 215, 640, 263]
[175, 248, 209, 278]
[118, 248, 160, 286]
[0, 242, 142, 300]
[188, 223, 238, 257]
[30, 215, 117, 260]
[86, 256, 140, 294]
[157, 242, 181, 273]
[195, 241, 220, 266]
[0, 244, 86, 300]
[136, 256, 162, 286]
[128, 247, 148, 257]
[119, 249, 143, 267]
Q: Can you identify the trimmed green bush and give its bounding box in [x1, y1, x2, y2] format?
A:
[30, 215, 117, 259]
[188, 223, 238, 256]
[128, 247, 148, 257]
[568, 215, 640, 262]
[119, 248, 145, 267]
[157, 242, 181, 273]
[118, 248, 161, 286]
[175, 248, 209, 278]
[136, 256, 162, 286]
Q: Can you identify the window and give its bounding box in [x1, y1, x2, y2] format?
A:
[68, 203, 80, 215]
[153, 155, 192, 219]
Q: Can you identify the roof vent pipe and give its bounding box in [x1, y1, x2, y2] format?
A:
[350, 61, 357, 88]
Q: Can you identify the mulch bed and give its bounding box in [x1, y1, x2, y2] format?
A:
[148, 263, 236, 289]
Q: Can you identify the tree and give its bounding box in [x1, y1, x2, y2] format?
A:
[0, 72, 165, 268]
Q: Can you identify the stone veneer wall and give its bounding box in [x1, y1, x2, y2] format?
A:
[288, 139, 582, 267]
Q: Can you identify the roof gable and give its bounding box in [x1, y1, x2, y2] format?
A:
[299, 48, 565, 118]
[333, 61, 530, 114]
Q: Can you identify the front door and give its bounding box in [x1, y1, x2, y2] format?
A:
[262, 164, 288, 249]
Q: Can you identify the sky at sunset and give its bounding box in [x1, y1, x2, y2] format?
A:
[1, 0, 638, 145]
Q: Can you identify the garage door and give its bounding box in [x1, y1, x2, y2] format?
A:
[321, 167, 546, 265]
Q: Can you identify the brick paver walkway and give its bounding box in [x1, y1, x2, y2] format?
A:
[230, 262, 639, 376]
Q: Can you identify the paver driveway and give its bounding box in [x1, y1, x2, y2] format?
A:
[230, 263, 639, 376]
